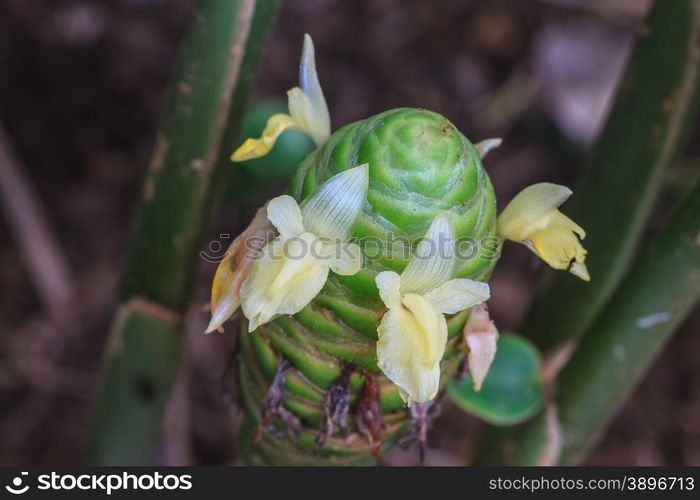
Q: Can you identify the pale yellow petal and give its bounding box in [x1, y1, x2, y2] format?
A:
[240, 233, 329, 331]
[300, 164, 369, 240]
[400, 212, 456, 294]
[464, 305, 499, 392]
[319, 241, 363, 276]
[375, 271, 402, 310]
[474, 138, 502, 159]
[424, 278, 490, 315]
[231, 113, 296, 162]
[528, 220, 589, 281]
[287, 34, 330, 145]
[239, 239, 284, 330]
[497, 183, 573, 241]
[267, 195, 304, 240]
[376, 293, 447, 404]
[549, 210, 586, 240]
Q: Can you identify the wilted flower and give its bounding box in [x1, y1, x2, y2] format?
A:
[462, 304, 499, 392]
[205, 206, 273, 333]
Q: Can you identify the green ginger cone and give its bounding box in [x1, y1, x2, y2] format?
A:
[236, 107, 498, 465]
[211, 35, 588, 465]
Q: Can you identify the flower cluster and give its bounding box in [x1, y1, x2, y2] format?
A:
[207, 34, 590, 405]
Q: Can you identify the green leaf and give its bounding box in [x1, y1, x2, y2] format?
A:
[447, 334, 544, 426]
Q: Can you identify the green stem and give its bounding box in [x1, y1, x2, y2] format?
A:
[523, 0, 700, 350]
[85, 0, 280, 465]
[479, 178, 700, 465]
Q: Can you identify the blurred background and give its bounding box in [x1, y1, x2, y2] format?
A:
[1, 0, 698, 465]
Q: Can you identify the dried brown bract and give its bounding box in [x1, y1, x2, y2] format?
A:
[315, 363, 353, 452]
[255, 358, 301, 443]
[355, 371, 385, 463]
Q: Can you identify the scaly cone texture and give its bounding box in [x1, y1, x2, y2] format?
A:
[236, 108, 498, 465]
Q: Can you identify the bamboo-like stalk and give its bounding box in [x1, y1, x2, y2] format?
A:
[85, 0, 280, 465]
[477, 178, 700, 465]
[523, 0, 700, 351]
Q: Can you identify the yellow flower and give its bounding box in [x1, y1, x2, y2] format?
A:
[498, 183, 590, 281]
[231, 34, 330, 162]
[240, 165, 369, 331]
[375, 213, 491, 405]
